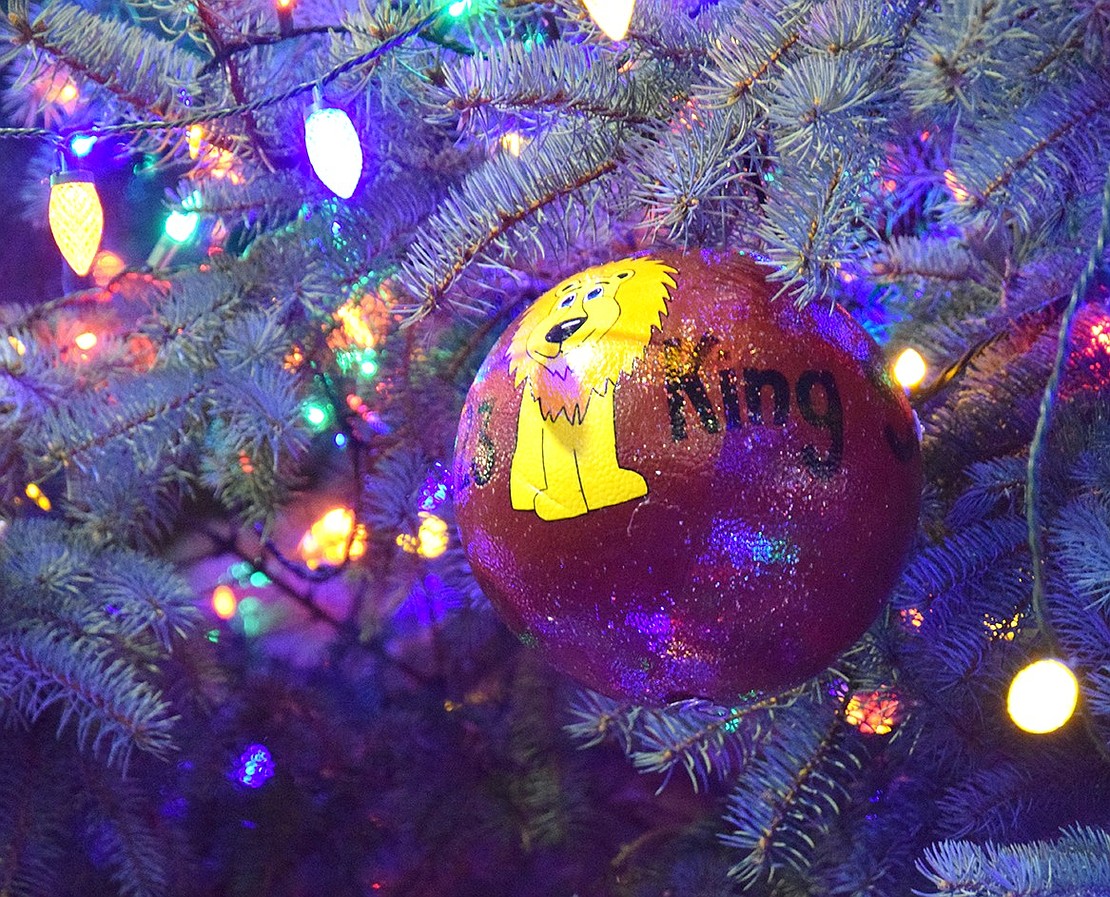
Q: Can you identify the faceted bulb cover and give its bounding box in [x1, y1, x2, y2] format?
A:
[48, 172, 103, 277]
[305, 106, 363, 199]
[453, 251, 923, 705]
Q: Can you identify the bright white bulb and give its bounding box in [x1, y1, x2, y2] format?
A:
[893, 347, 927, 389]
[165, 210, 200, 244]
[582, 0, 635, 40]
[1007, 658, 1079, 734]
[305, 106, 363, 199]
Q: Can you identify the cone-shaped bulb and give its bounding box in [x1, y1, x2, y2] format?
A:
[305, 105, 363, 199]
[582, 0, 634, 40]
[49, 171, 103, 276]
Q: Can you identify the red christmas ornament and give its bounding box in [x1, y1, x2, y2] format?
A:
[453, 252, 921, 704]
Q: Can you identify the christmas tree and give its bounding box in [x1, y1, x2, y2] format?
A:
[2, 0, 1110, 894]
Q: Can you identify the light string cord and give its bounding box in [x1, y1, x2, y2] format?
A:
[1026, 161, 1110, 650]
[0, 4, 446, 144]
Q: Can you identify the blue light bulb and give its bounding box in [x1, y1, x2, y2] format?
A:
[305, 104, 363, 199]
[69, 134, 97, 158]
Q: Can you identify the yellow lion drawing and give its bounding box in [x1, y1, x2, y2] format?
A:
[506, 257, 676, 521]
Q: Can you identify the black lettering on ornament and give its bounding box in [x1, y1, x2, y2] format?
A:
[795, 370, 844, 478]
[666, 374, 720, 441]
[744, 368, 790, 426]
[663, 348, 846, 477]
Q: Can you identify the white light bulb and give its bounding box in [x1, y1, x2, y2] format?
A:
[305, 104, 363, 199]
[1007, 658, 1079, 734]
[582, 0, 635, 40]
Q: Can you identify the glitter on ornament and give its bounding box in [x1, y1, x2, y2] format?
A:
[845, 689, 901, 736]
[233, 744, 275, 788]
[454, 251, 922, 703]
[1007, 658, 1079, 734]
[212, 584, 237, 620]
[299, 507, 368, 569]
[900, 607, 924, 629]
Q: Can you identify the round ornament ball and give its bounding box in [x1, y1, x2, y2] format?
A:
[453, 251, 922, 704]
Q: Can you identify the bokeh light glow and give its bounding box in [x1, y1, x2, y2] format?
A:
[211, 584, 238, 620]
[165, 209, 200, 244]
[1007, 658, 1079, 734]
[234, 744, 275, 788]
[299, 507, 368, 569]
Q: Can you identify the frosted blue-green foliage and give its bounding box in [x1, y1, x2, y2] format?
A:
[0, 520, 197, 768]
[1, 0, 1110, 892]
[917, 826, 1110, 897]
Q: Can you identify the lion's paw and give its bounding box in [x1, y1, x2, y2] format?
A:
[533, 490, 588, 521]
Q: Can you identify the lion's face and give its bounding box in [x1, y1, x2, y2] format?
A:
[522, 268, 633, 374]
[507, 256, 677, 423]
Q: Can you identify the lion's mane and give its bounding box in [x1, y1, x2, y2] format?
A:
[506, 257, 676, 423]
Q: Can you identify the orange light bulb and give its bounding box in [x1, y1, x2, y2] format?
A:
[49, 171, 103, 276]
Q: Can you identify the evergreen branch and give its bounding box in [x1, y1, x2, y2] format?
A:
[5, 2, 210, 118]
[706, 29, 801, 108]
[1049, 496, 1110, 613]
[721, 705, 861, 888]
[893, 516, 1028, 607]
[81, 769, 169, 897]
[629, 695, 783, 791]
[0, 736, 69, 897]
[901, 0, 1038, 114]
[394, 131, 619, 318]
[874, 236, 977, 283]
[945, 456, 1027, 527]
[40, 377, 209, 471]
[428, 41, 664, 127]
[627, 103, 759, 244]
[563, 690, 641, 751]
[973, 87, 1110, 208]
[935, 762, 1035, 839]
[917, 825, 1110, 896]
[1025, 162, 1110, 646]
[764, 53, 884, 161]
[0, 634, 178, 768]
[0, 2, 444, 140]
[758, 155, 872, 304]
